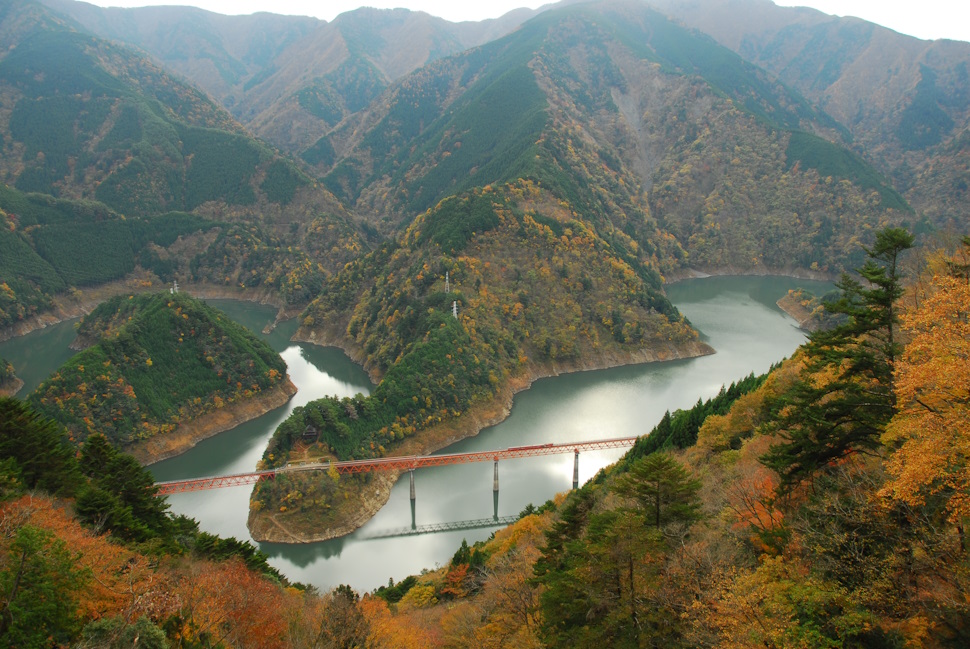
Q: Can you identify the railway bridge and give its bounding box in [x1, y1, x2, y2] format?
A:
[153, 436, 638, 496]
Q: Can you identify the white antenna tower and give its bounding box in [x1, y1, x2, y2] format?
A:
[452, 301, 458, 319]
[445, 271, 450, 293]
[170, 280, 179, 294]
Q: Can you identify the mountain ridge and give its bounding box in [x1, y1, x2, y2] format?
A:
[648, 0, 970, 222]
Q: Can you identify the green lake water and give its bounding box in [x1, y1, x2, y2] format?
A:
[0, 275, 830, 592]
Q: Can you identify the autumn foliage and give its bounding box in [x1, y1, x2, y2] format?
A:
[29, 292, 289, 451]
[358, 231, 970, 648]
[882, 265, 970, 520]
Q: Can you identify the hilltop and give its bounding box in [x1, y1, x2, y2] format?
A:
[29, 292, 296, 463]
[0, 0, 365, 335]
[38, 0, 543, 153]
[315, 1, 907, 273]
[649, 0, 970, 226]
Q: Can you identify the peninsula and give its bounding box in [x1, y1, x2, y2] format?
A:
[29, 292, 296, 463]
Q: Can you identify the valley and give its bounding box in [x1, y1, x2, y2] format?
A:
[0, 0, 968, 645]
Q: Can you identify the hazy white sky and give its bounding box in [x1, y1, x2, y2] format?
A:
[80, 0, 969, 43]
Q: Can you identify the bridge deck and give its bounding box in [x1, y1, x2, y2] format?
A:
[362, 515, 521, 540]
[154, 436, 637, 495]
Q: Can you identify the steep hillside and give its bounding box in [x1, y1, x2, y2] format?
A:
[319, 0, 906, 273]
[0, 4, 242, 208]
[345, 232, 970, 648]
[249, 180, 710, 541]
[0, 179, 361, 334]
[39, 0, 546, 154]
[38, 0, 321, 111]
[28, 292, 295, 462]
[649, 0, 970, 224]
[0, 185, 219, 328]
[0, 1, 366, 329]
[240, 8, 545, 153]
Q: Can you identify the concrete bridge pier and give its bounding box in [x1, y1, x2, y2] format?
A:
[409, 469, 416, 501]
[493, 459, 499, 492]
[573, 450, 580, 490]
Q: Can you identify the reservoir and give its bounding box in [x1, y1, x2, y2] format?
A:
[0, 275, 830, 592]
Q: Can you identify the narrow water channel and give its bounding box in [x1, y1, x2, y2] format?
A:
[0, 276, 830, 592]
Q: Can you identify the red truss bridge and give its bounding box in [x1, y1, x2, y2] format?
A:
[153, 436, 638, 496]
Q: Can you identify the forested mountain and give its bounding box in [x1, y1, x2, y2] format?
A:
[37, 0, 321, 112]
[0, 184, 218, 327]
[648, 0, 970, 226]
[38, 0, 546, 154]
[36, 0, 968, 238]
[2, 0, 970, 644]
[2, 0, 961, 335]
[319, 1, 907, 272]
[2, 0, 950, 538]
[29, 292, 294, 459]
[0, 0, 366, 328]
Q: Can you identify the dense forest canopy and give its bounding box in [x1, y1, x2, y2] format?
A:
[29, 292, 289, 450]
[333, 232, 970, 648]
[9, 229, 966, 646]
[1, 0, 969, 644]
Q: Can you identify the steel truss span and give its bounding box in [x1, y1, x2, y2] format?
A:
[153, 436, 638, 496]
[363, 516, 522, 540]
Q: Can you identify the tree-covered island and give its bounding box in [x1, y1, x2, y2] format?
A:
[29, 292, 296, 463]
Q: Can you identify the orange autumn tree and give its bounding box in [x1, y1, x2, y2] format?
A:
[171, 557, 299, 649]
[359, 595, 444, 648]
[1, 494, 173, 614]
[882, 247, 970, 520]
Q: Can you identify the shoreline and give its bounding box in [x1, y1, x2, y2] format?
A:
[247, 338, 714, 543]
[0, 377, 24, 398]
[775, 292, 821, 332]
[0, 273, 303, 344]
[1, 269, 810, 541]
[130, 378, 298, 466]
[663, 266, 838, 285]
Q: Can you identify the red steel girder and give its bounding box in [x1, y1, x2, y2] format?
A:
[319, 436, 639, 475]
[155, 470, 276, 495]
[153, 436, 638, 495]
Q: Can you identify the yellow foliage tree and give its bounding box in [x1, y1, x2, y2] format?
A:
[882, 272, 970, 520]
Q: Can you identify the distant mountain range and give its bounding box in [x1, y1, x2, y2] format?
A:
[1, 0, 967, 330]
[1, 3, 968, 640]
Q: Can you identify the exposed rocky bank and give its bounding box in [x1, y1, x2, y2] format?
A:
[0, 377, 24, 398]
[0, 271, 301, 344]
[776, 292, 822, 332]
[130, 378, 297, 466]
[247, 337, 714, 543]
